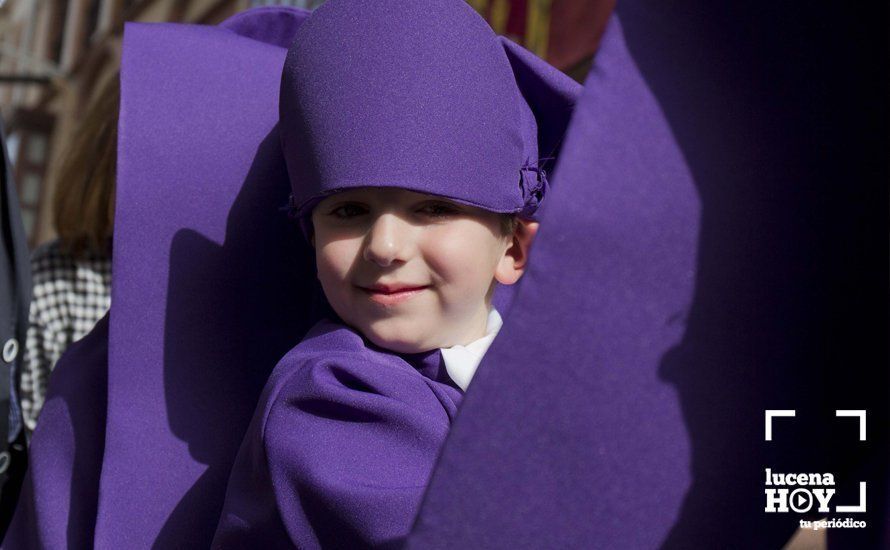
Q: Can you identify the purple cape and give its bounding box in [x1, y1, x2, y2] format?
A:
[5, 8, 318, 548]
[213, 319, 462, 548]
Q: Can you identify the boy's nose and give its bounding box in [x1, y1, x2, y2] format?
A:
[362, 214, 411, 267]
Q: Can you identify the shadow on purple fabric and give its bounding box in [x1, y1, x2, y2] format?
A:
[617, 1, 888, 547]
[100, 22, 315, 548]
[409, 1, 888, 549]
[2, 314, 108, 548]
[2, 9, 315, 549]
[155, 126, 320, 547]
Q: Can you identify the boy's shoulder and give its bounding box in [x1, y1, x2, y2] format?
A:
[281, 317, 396, 366]
[252, 317, 459, 441]
[292, 317, 368, 356]
[260, 318, 425, 403]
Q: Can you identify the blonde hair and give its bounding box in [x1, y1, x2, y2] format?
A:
[500, 214, 519, 236]
[52, 74, 119, 258]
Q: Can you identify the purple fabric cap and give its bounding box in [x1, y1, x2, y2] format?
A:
[279, 0, 579, 222]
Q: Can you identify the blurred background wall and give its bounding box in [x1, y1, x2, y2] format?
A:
[0, 0, 612, 248]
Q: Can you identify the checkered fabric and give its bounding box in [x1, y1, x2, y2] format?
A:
[21, 239, 111, 431]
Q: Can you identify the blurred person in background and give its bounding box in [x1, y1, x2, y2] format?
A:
[0, 116, 31, 537]
[20, 76, 117, 433]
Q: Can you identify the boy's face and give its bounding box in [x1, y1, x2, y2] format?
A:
[311, 187, 532, 353]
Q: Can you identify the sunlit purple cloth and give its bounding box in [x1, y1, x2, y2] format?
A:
[4, 8, 315, 548]
[213, 319, 462, 548]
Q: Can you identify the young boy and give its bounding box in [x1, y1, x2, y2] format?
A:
[310, 187, 536, 385]
[212, 0, 578, 546]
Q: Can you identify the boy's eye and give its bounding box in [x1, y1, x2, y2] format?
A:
[329, 203, 368, 219]
[417, 202, 460, 217]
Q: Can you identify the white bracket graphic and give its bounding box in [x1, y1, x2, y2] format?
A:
[835, 410, 866, 441]
[765, 410, 796, 441]
[836, 482, 867, 513]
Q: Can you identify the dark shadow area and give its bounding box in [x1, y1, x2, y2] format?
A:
[61, 315, 109, 548]
[154, 127, 322, 547]
[1, 314, 109, 548]
[616, 1, 888, 547]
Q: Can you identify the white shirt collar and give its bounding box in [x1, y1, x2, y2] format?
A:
[439, 308, 503, 391]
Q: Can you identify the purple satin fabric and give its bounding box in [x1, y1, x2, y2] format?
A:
[212, 319, 462, 548]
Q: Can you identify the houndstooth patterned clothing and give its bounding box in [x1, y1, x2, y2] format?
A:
[21, 239, 111, 431]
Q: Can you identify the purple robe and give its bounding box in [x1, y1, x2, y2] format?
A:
[213, 318, 462, 548]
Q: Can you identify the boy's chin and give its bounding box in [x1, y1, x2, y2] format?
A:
[365, 332, 435, 355]
[361, 322, 439, 354]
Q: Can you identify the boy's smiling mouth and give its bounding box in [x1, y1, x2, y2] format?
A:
[356, 283, 430, 306]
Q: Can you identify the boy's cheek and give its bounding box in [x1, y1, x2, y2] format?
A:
[317, 242, 354, 275]
[315, 260, 349, 303]
[424, 244, 500, 287]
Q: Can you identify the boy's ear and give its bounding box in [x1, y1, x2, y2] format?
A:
[494, 219, 539, 285]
